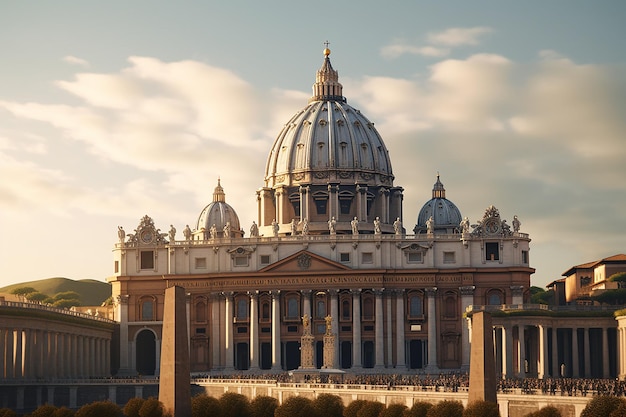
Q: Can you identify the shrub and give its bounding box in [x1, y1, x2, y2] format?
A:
[275, 396, 314, 417]
[344, 400, 367, 417]
[356, 401, 384, 417]
[313, 394, 344, 417]
[611, 402, 626, 417]
[0, 408, 17, 417]
[138, 398, 167, 417]
[124, 398, 145, 417]
[219, 392, 251, 417]
[249, 395, 278, 417]
[581, 396, 626, 417]
[380, 403, 407, 417]
[426, 400, 463, 417]
[52, 407, 75, 417]
[191, 394, 221, 417]
[463, 400, 500, 417]
[74, 401, 122, 417]
[29, 404, 58, 417]
[403, 401, 432, 417]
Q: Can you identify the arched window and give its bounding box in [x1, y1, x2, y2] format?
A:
[287, 297, 299, 319]
[139, 296, 155, 321]
[409, 295, 422, 317]
[195, 302, 206, 322]
[342, 299, 351, 320]
[237, 298, 248, 320]
[316, 300, 326, 318]
[261, 302, 270, 320]
[363, 297, 374, 320]
[487, 291, 503, 305]
[444, 295, 456, 317]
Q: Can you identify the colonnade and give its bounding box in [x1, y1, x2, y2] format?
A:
[0, 327, 111, 380]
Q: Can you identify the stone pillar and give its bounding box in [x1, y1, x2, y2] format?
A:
[249, 291, 259, 371]
[603, 327, 610, 378]
[275, 187, 284, 226]
[301, 290, 312, 323]
[23, 329, 32, 379]
[352, 289, 362, 369]
[211, 293, 221, 370]
[386, 291, 392, 367]
[224, 292, 234, 371]
[6, 329, 15, 379]
[69, 386, 77, 409]
[468, 312, 497, 404]
[158, 285, 192, 417]
[539, 325, 548, 379]
[460, 286, 475, 370]
[503, 325, 513, 378]
[572, 328, 579, 378]
[395, 290, 406, 370]
[425, 287, 438, 371]
[517, 325, 526, 378]
[374, 289, 385, 368]
[14, 329, 23, 379]
[356, 185, 368, 221]
[115, 295, 131, 375]
[299, 186, 310, 221]
[77, 335, 84, 377]
[583, 328, 590, 377]
[0, 328, 5, 379]
[271, 291, 281, 371]
[379, 188, 390, 223]
[329, 289, 340, 368]
[328, 184, 339, 221]
[551, 327, 558, 377]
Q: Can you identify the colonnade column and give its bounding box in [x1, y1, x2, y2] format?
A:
[224, 292, 234, 371]
[425, 287, 438, 371]
[275, 188, 284, 225]
[301, 290, 312, 322]
[572, 328, 579, 378]
[6, 329, 14, 378]
[115, 295, 130, 375]
[386, 291, 392, 367]
[517, 324, 526, 378]
[395, 290, 406, 370]
[329, 289, 339, 368]
[328, 184, 339, 221]
[356, 185, 367, 221]
[583, 327, 590, 377]
[374, 289, 384, 368]
[379, 188, 389, 223]
[603, 327, 610, 378]
[538, 324, 548, 379]
[0, 328, 5, 378]
[551, 327, 558, 377]
[503, 325, 513, 378]
[270, 291, 281, 371]
[299, 186, 310, 221]
[459, 286, 475, 370]
[211, 293, 221, 370]
[249, 291, 259, 371]
[352, 289, 362, 369]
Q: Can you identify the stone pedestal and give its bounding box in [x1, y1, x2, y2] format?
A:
[158, 286, 191, 417]
[323, 333, 335, 369]
[300, 334, 315, 369]
[468, 311, 497, 404]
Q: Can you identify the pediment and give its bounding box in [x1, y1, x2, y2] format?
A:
[259, 250, 351, 273]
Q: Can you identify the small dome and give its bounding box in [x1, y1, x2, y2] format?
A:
[414, 175, 462, 234]
[196, 179, 242, 238]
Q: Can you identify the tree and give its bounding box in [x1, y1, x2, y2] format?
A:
[274, 396, 314, 417]
[530, 287, 554, 305]
[29, 404, 58, 417]
[525, 406, 562, 417]
[26, 292, 49, 302]
[53, 291, 81, 301]
[138, 397, 167, 417]
[592, 289, 626, 305]
[53, 299, 81, 309]
[313, 394, 344, 417]
[250, 395, 278, 417]
[403, 401, 432, 417]
[74, 401, 122, 417]
[580, 396, 626, 417]
[219, 392, 251, 417]
[0, 408, 17, 417]
[609, 272, 626, 284]
[344, 399, 367, 417]
[463, 401, 500, 417]
[124, 398, 145, 417]
[191, 394, 221, 417]
[426, 400, 463, 417]
[611, 402, 626, 417]
[380, 403, 407, 417]
[356, 401, 384, 417]
[11, 286, 37, 300]
[52, 407, 75, 417]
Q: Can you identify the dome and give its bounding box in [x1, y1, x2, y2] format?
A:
[414, 175, 462, 234]
[195, 179, 242, 238]
[264, 48, 394, 189]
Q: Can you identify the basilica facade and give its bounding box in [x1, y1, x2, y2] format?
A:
[109, 48, 533, 376]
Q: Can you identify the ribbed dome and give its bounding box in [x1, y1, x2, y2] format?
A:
[196, 179, 242, 238]
[264, 48, 394, 189]
[414, 175, 462, 234]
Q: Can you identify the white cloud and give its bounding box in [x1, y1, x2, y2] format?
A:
[63, 55, 90, 67]
[380, 42, 449, 59]
[427, 26, 493, 46]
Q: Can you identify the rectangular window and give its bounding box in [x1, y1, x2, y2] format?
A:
[340, 253, 350, 263]
[361, 252, 373, 264]
[314, 199, 327, 215]
[195, 257, 207, 269]
[443, 251, 456, 264]
[195, 328, 206, 334]
[237, 327, 248, 334]
[234, 256, 249, 267]
[114, 261, 119, 273]
[522, 250, 529, 264]
[141, 301, 153, 320]
[140, 251, 154, 269]
[408, 252, 423, 263]
[486, 242, 499, 261]
[260, 255, 271, 265]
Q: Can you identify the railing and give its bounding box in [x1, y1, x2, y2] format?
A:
[0, 300, 116, 323]
[467, 304, 626, 313]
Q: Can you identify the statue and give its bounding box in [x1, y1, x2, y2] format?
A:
[460, 216, 470, 234]
[301, 218, 309, 235]
[512, 215, 521, 232]
[209, 224, 217, 239]
[117, 226, 125, 243]
[373, 217, 381, 235]
[250, 221, 259, 237]
[302, 314, 310, 330]
[223, 221, 231, 238]
[183, 224, 192, 240]
[328, 216, 336, 235]
[325, 315, 333, 334]
[393, 217, 402, 235]
[426, 216, 435, 234]
[168, 225, 176, 242]
[291, 219, 297, 236]
[271, 219, 279, 237]
[351, 217, 359, 235]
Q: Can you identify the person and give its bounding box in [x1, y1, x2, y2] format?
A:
[301, 218, 309, 235]
[351, 217, 359, 235]
[272, 219, 279, 237]
[393, 217, 402, 235]
[328, 217, 337, 234]
[426, 216, 434, 234]
[210, 224, 217, 239]
[223, 221, 231, 238]
[168, 224, 176, 242]
[183, 224, 192, 240]
[117, 226, 125, 243]
[250, 221, 259, 237]
[513, 215, 521, 232]
[373, 217, 381, 234]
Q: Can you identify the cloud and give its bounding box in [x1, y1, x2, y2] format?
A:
[427, 26, 493, 46]
[63, 55, 90, 67]
[380, 42, 449, 59]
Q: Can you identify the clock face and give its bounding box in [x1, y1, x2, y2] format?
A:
[140, 230, 154, 244]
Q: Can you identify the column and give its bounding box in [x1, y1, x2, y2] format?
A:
[583, 328, 590, 377]
[14, 328, 23, 378]
[379, 188, 389, 223]
[275, 188, 284, 225]
[301, 290, 312, 322]
[6, 329, 14, 379]
[352, 289, 362, 369]
[603, 327, 610, 378]
[77, 335, 84, 377]
[211, 294, 221, 370]
[517, 324, 526, 378]
[23, 329, 32, 379]
[356, 185, 368, 221]
[299, 186, 310, 221]
[395, 290, 406, 370]
[329, 289, 339, 368]
[71, 334, 78, 378]
[374, 289, 384, 368]
[224, 292, 234, 371]
[571, 328, 579, 378]
[494, 327, 502, 376]
[328, 184, 339, 220]
[115, 295, 131, 375]
[386, 291, 392, 367]
[249, 291, 259, 371]
[459, 286, 475, 370]
[538, 325, 548, 379]
[551, 327, 558, 377]
[425, 287, 438, 371]
[503, 325, 513, 378]
[271, 291, 281, 371]
[0, 328, 5, 379]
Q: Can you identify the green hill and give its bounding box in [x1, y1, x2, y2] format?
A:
[0, 277, 112, 306]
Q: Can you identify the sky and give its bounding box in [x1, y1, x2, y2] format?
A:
[0, 1, 625, 290]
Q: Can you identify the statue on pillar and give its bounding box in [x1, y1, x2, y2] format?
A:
[250, 221, 259, 237]
[272, 219, 279, 237]
[209, 224, 217, 239]
[300, 314, 315, 369]
[460, 217, 470, 234]
[328, 217, 337, 235]
[393, 217, 402, 235]
[373, 217, 381, 235]
[291, 219, 297, 236]
[168, 225, 176, 242]
[512, 215, 521, 232]
[183, 225, 192, 241]
[301, 218, 309, 235]
[223, 221, 231, 238]
[426, 216, 435, 234]
[117, 226, 126, 243]
[351, 217, 359, 235]
[323, 315, 336, 369]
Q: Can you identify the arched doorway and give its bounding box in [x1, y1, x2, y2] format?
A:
[136, 329, 156, 375]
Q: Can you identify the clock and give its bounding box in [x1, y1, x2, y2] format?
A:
[485, 219, 500, 235]
[140, 230, 154, 244]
